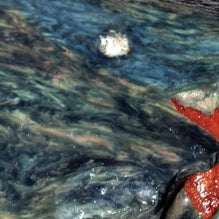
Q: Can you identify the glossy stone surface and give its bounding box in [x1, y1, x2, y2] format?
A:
[0, 1, 218, 218]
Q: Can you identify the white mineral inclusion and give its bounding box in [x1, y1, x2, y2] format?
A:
[98, 30, 130, 58]
[176, 88, 219, 114]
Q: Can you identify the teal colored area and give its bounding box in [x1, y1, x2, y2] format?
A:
[2, 0, 218, 88]
[0, 1, 218, 218]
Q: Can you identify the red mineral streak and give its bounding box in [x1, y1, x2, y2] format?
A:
[184, 163, 219, 219]
[171, 98, 219, 141]
[171, 98, 219, 218]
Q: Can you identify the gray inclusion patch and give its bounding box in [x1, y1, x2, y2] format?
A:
[55, 164, 158, 218]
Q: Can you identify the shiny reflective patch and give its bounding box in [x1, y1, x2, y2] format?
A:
[184, 163, 219, 219]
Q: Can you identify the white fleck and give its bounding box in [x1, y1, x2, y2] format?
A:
[99, 30, 130, 58]
[69, 132, 74, 137]
[89, 168, 95, 179]
[101, 188, 107, 195]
